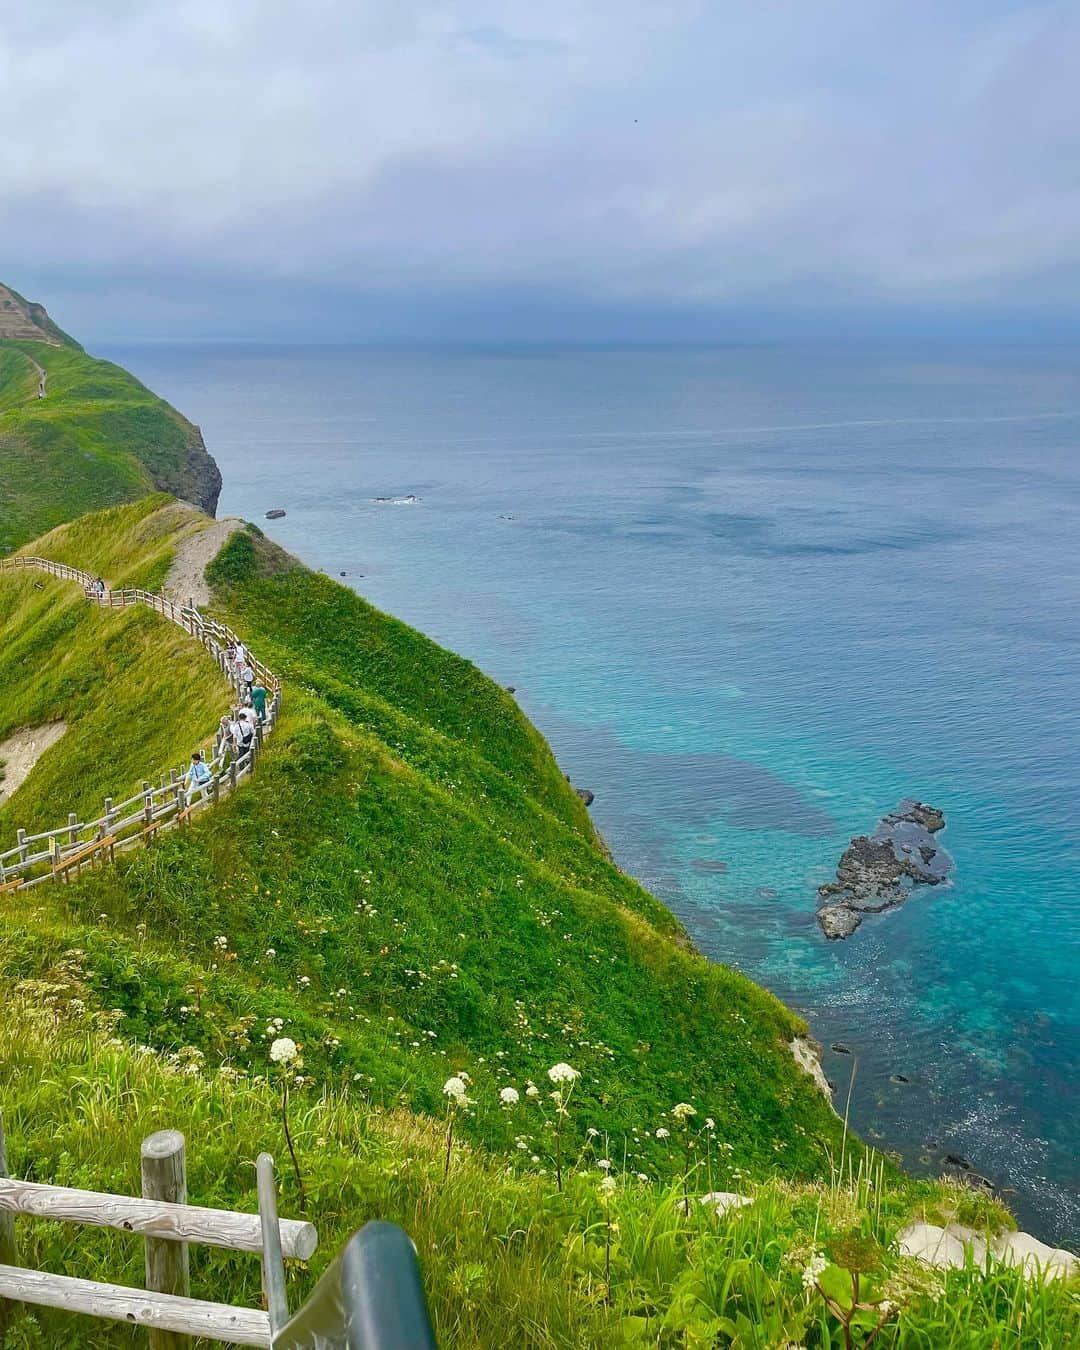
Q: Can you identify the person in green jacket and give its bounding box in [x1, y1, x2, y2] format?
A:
[250, 683, 268, 723]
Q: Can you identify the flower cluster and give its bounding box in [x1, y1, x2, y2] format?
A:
[802, 1252, 828, 1292]
[270, 1036, 298, 1065]
[443, 1075, 470, 1107]
[547, 1062, 579, 1084]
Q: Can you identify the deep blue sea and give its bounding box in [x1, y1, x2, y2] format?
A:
[106, 342, 1080, 1243]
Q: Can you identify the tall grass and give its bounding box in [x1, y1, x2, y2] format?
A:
[3, 993, 1075, 1349]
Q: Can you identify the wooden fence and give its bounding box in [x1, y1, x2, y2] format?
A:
[0, 555, 282, 891]
[0, 1114, 314, 1347]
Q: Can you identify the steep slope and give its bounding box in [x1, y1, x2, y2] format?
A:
[0, 284, 221, 550]
[1, 500, 840, 1180]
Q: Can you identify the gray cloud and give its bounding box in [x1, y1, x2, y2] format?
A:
[2, 1, 1078, 338]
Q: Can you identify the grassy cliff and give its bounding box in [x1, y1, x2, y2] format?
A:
[0, 319, 1074, 1345]
[0, 290, 221, 551]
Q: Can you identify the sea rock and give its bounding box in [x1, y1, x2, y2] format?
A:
[690, 858, 729, 874]
[265, 508, 287, 519]
[818, 905, 861, 939]
[817, 799, 952, 939]
[831, 1042, 851, 1055]
[575, 788, 595, 807]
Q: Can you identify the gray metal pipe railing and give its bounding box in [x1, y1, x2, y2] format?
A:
[271, 1222, 436, 1350]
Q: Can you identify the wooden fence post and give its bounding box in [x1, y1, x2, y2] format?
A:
[16, 829, 26, 866]
[0, 1111, 18, 1263]
[140, 1130, 190, 1350]
[0, 1111, 17, 1330]
[68, 813, 78, 846]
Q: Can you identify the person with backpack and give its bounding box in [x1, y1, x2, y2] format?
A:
[235, 709, 255, 757]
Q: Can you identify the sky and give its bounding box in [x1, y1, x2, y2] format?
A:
[1, 0, 1079, 342]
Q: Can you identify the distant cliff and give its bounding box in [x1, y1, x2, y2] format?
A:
[0, 283, 221, 550]
[0, 282, 82, 348]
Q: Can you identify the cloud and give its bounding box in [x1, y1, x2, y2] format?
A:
[1, 0, 1078, 337]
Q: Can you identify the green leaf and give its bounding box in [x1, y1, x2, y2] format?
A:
[817, 1263, 855, 1309]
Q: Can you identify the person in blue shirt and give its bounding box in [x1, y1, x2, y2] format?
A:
[185, 751, 212, 795]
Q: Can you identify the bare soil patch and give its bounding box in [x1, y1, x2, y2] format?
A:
[164, 515, 243, 608]
[0, 722, 68, 805]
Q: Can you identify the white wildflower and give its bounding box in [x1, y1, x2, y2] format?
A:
[704, 1117, 715, 1130]
[499, 1086, 520, 1106]
[547, 1062, 579, 1084]
[655, 1127, 670, 1140]
[802, 1252, 828, 1292]
[269, 1037, 298, 1065]
[672, 1102, 696, 1122]
[525, 1083, 540, 1098]
[443, 1076, 469, 1106]
[596, 1158, 612, 1171]
[586, 1127, 600, 1138]
[598, 1174, 617, 1196]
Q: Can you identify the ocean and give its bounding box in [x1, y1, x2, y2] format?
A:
[105, 341, 1080, 1243]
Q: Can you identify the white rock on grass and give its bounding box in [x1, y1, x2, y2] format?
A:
[898, 1222, 986, 1269]
[898, 1222, 1077, 1280]
[700, 1191, 752, 1216]
[991, 1231, 1078, 1279]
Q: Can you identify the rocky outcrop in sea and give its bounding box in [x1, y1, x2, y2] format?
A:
[817, 799, 952, 939]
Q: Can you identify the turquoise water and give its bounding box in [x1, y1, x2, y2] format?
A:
[108, 342, 1080, 1242]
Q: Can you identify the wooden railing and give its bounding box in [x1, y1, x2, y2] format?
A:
[0, 556, 282, 891]
[0, 1116, 314, 1347]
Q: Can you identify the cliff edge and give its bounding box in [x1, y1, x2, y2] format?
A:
[0, 282, 220, 549]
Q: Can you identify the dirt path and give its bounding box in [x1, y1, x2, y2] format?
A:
[0, 722, 68, 806]
[164, 515, 243, 608]
[29, 355, 46, 398]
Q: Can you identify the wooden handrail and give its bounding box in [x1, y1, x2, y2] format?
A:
[0, 1179, 316, 1259]
[0, 556, 282, 888]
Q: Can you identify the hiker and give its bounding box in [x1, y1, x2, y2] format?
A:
[250, 681, 269, 723]
[239, 659, 255, 693]
[95, 576, 105, 599]
[240, 706, 260, 742]
[215, 714, 233, 757]
[235, 709, 255, 755]
[184, 751, 212, 795]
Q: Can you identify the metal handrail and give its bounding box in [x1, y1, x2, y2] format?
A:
[270, 1222, 436, 1350]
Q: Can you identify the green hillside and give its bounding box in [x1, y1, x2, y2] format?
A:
[1, 499, 838, 1178]
[0, 306, 221, 551]
[0, 321, 1074, 1346]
